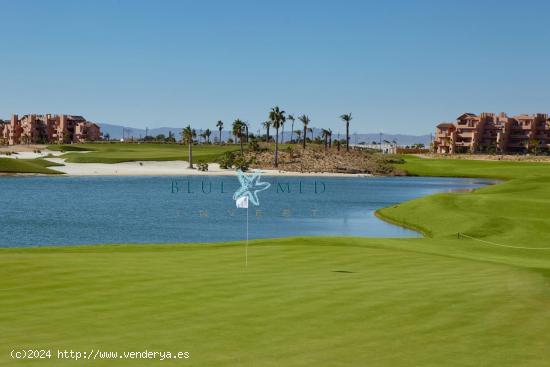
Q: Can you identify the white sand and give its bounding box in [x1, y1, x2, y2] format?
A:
[40, 158, 369, 177]
[0, 150, 65, 159]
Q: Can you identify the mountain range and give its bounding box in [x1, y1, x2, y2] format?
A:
[98, 123, 432, 147]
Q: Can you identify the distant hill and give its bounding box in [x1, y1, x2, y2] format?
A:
[98, 123, 182, 141]
[343, 133, 431, 147]
[98, 123, 431, 147]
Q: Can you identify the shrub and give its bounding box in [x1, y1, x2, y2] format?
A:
[248, 139, 268, 153]
[197, 161, 209, 171]
[248, 140, 261, 152]
[218, 152, 235, 169]
[217, 151, 252, 171]
[233, 155, 250, 171]
[365, 156, 406, 176]
[372, 161, 395, 175]
[384, 156, 405, 164]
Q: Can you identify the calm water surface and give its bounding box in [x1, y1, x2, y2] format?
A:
[0, 175, 493, 247]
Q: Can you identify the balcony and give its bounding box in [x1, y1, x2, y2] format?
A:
[454, 142, 473, 147]
[457, 132, 474, 138]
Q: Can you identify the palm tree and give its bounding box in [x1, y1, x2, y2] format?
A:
[181, 125, 195, 169]
[262, 121, 271, 142]
[216, 120, 223, 144]
[328, 129, 333, 148]
[321, 129, 330, 150]
[243, 121, 249, 143]
[340, 113, 352, 152]
[269, 106, 286, 167]
[288, 114, 295, 143]
[298, 114, 310, 149]
[204, 129, 212, 143]
[232, 119, 245, 155]
[294, 130, 301, 142]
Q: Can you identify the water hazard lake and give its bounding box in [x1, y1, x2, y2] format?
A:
[0, 175, 493, 247]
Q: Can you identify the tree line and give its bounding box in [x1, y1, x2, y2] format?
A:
[180, 106, 353, 168]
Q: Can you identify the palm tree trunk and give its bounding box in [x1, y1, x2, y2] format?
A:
[188, 142, 193, 168]
[266, 127, 270, 142]
[240, 134, 244, 155]
[281, 124, 285, 144]
[290, 121, 294, 143]
[274, 128, 279, 167]
[303, 126, 306, 149]
[346, 122, 350, 152]
[219, 130, 222, 144]
[324, 135, 328, 150]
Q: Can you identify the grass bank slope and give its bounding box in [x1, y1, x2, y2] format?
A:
[379, 155, 550, 252]
[48, 143, 239, 164]
[0, 158, 63, 174]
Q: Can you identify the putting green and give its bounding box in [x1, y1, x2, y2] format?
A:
[1, 155, 550, 366]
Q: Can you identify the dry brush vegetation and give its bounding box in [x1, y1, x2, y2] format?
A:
[245, 144, 406, 175]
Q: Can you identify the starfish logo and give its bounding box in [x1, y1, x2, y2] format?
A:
[233, 169, 271, 206]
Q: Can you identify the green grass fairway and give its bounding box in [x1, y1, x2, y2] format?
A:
[1, 155, 550, 366]
[2, 238, 549, 367]
[398, 154, 550, 180]
[47, 143, 239, 163]
[0, 158, 63, 174]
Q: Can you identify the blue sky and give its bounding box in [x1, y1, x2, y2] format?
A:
[1, 0, 549, 135]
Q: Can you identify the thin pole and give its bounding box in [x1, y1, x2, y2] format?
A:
[246, 206, 249, 267]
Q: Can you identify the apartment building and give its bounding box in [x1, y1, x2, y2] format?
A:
[434, 112, 550, 154]
[0, 114, 101, 145]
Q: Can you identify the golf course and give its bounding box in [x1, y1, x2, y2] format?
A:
[48, 143, 239, 164]
[0, 143, 239, 174]
[1, 155, 550, 366]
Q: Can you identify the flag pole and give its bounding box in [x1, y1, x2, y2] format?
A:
[246, 205, 249, 268]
